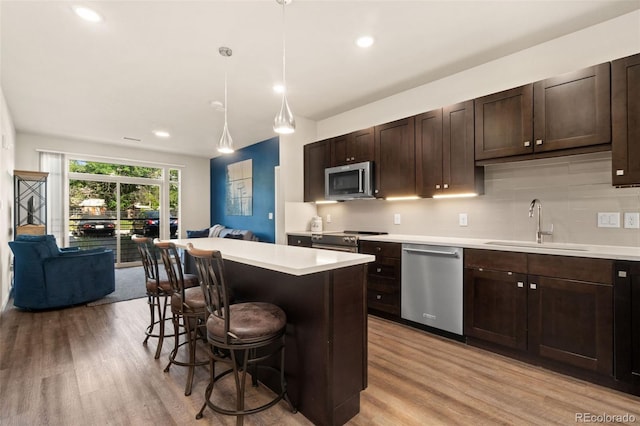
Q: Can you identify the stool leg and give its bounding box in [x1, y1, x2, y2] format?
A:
[185, 315, 197, 396]
[196, 350, 216, 420]
[143, 294, 154, 345]
[154, 295, 167, 359]
[164, 313, 179, 373]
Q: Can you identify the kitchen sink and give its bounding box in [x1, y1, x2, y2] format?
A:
[484, 241, 588, 252]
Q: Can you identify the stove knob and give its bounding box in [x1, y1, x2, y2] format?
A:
[343, 236, 350, 243]
[350, 236, 357, 243]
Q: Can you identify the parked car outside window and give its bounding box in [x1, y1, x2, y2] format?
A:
[75, 215, 116, 237]
[132, 210, 178, 238]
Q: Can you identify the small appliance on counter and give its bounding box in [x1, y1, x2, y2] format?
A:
[310, 216, 323, 233]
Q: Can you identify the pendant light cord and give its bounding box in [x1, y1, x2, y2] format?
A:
[281, 1, 287, 89]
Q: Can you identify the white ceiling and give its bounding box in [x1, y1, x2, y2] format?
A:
[2, 0, 639, 158]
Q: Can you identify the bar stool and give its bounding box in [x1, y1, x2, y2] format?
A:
[187, 243, 296, 425]
[154, 240, 207, 396]
[132, 235, 174, 359]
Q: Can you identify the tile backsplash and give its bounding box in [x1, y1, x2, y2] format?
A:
[316, 152, 640, 247]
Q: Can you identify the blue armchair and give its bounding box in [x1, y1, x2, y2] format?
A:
[8, 234, 115, 310]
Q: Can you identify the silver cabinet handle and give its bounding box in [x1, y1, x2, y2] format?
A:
[443, 184, 449, 189]
[618, 270, 628, 278]
[530, 283, 537, 290]
[517, 282, 524, 288]
[435, 184, 441, 189]
[403, 248, 459, 257]
[376, 294, 382, 300]
[616, 170, 625, 176]
[376, 268, 382, 273]
[535, 139, 543, 145]
[524, 141, 531, 147]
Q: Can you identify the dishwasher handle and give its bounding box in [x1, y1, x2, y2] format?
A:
[402, 247, 460, 257]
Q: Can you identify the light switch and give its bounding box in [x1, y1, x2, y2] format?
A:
[326, 214, 332, 223]
[393, 213, 401, 225]
[459, 213, 468, 227]
[268, 212, 273, 220]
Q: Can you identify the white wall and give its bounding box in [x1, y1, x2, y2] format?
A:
[15, 132, 211, 238]
[1, 87, 17, 310]
[304, 10, 640, 248]
[277, 116, 317, 243]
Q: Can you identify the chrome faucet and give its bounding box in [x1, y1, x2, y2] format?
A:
[529, 199, 553, 244]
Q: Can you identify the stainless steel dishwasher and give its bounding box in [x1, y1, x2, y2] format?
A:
[401, 243, 463, 335]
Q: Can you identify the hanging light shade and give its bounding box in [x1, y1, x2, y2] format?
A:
[218, 47, 234, 153]
[274, 0, 295, 134]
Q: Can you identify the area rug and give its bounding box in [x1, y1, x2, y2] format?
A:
[87, 266, 147, 306]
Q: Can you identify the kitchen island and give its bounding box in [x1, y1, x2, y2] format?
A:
[172, 238, 374, 426]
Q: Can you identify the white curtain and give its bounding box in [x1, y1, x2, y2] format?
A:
[40, 152, 66, 245]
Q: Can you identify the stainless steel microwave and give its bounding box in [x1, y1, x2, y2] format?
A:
[324, 161, 375, 200]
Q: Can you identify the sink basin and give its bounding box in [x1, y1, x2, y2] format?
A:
[484, 241, 588, 252]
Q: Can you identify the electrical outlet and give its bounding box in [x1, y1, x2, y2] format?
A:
[326, 214, 331, 223]
[393, 213, 401, 225]
[597, 212, 620, 228]
[459, 213, 468, 227]
[624, 212, 640, 229]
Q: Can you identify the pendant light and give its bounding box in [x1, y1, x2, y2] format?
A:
[273, 0, 295, 134]
[218, 46, 234, 154]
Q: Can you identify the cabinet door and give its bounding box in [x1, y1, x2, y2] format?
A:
[528, 275, 613, 375]
[612, 53, 640, 186]
[533, 63, 611, 153]
[415, 109, 443, 197]
[464, 268, 527, 351]
[304, 139, 331, 202]
[443, 100, 483, 195]
[330, 135, 348, 166]
[614, 262, 640, 387]
[474, 84, 533, 160]
[374, 117, 416, 198]
[350, 127, 375, 164]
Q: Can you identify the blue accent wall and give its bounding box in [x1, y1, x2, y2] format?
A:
[210, 137, 279, 243]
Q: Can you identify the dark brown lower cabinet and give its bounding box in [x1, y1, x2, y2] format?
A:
[464, 267, 527, 351]
[528, 274, 612, 375]
[360, 241, 401, 318]
[464, 249, 614, 377]
[614, 262, 640, 392]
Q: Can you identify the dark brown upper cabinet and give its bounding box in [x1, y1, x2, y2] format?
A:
[475, 63, 611, 163]
[374, 117, 416, 198]
[303, 139, 331, 202]
[534, 62, 611, 153]
[416, 101, 483, 198]
[612, 53, 640, 187]
[475, 84, 533, 160]
[331, 127, 374, 167]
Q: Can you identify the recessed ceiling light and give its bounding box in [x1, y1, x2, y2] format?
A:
[273, 84, 285, 94]
[153, 130, 171, 138]
[72, 6, 103, 23]
[356, 36, 374, 48]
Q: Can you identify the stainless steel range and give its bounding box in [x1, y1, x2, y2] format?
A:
[311, 230, 388, 253]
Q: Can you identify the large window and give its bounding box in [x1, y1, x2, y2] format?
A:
[66, 159, 180, 266]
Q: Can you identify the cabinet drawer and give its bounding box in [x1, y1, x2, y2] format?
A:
[360, 241, 401, 258]
[464, 249, 527, 273]
[287, 235, 312, 247]
[368, 289, 400, 314]
[528, 254, 613, 285]
[368, 258, 400, 279]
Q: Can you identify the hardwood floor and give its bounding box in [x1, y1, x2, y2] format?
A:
[1, 297, 639, 425]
